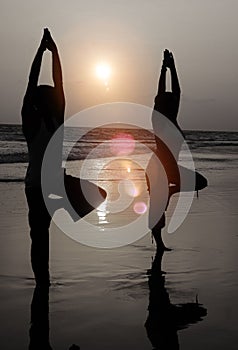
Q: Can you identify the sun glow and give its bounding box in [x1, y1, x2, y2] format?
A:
[96, 63, 111, 82]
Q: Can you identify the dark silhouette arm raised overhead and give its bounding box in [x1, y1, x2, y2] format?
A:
[44, 28, 65, 125]
[154, 49, 182, 135]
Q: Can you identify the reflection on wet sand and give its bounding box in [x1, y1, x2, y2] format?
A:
[29, 286, 80, 350]
[29, 286, 52, 350]
[145, 250, 207, 349]
[28, 249, 207, 350]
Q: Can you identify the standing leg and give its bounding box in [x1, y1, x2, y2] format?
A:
[151, 214, 171, 251]
[146, 173, 171, 251]
[25, 187, 51, 286]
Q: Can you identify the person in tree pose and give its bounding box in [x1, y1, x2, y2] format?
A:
[147, 49, 207, 250]
[22, 29, 65, 286]
[22, 29, 106, 286]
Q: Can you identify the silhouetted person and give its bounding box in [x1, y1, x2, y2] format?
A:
[22, 30, 107, 286]
[145, 249, 207, 349]
[29, 286, 80, 350]
[147, 50, 207, 250]
[146, 50, 182, 250]
[22, 29, 65, 286]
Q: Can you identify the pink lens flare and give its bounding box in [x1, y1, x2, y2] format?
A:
[110, 133, 135, 156]
[133, 202, 147, 215]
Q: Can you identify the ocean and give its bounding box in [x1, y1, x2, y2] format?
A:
[1, 124, 238, 181]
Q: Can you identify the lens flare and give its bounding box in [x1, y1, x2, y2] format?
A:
[110, 133, 135, 156]
[124, 180, 140, 197]
[133, 202, 147, 215]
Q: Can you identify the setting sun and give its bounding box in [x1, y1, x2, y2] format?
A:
[95, 63, 111, 82]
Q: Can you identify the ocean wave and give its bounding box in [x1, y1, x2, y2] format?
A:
[1, 125, 238, 167]
[0, 178, 24, 182]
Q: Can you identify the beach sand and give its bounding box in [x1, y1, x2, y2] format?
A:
[0, 163, 238, 349]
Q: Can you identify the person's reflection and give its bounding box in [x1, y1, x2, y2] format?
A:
[29, 286, 52, 350]
[145, 250, 207, 349]
[29, 286, 80, 350]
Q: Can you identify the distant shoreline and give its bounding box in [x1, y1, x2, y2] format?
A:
[0, 123, 238, 133]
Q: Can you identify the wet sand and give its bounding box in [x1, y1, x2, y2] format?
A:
[0, 162, 238, 349]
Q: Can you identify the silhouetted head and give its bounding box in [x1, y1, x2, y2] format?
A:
[155, 92, 179, 121]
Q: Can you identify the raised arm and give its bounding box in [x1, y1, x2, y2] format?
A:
[157, 64, 166, 95]
[45, 29, 65, 122]
[21, 31, 47, 138]
[169, 52, 180, 97]
[52, 48, 63, 90]
[157, 49, 170, 96]
[23, 31, 47, 101]
[44, 29, 63, 88]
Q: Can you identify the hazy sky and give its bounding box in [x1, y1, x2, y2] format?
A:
[0, 0, 238, 130]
